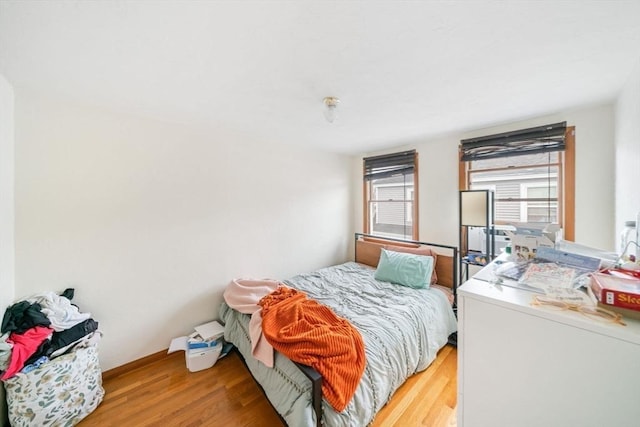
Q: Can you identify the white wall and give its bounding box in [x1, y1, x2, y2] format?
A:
[14, 91, 353, 370]
[0, 74, 15, 317]
[0, 73, 15, 427]
[9, 89, 623, 373]
[615, 58, 640, 250]
[354, 103, 616, 252]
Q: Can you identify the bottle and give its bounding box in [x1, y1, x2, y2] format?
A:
[620, 220, 636, 262]
[636, 211, 640, 261]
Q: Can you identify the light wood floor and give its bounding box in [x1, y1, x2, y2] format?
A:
[80, 345, 457, 427]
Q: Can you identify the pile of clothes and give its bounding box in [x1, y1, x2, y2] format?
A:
[0, 288, 99, 380]
[0, 288, 104, 427]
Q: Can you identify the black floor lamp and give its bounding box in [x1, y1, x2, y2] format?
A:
[459, 189, 494, 283]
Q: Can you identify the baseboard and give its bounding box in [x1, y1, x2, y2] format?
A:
[102, 348, 170, 381]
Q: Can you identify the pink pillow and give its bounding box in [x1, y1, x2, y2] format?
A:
[431, 284, 454, 305]
[384, 245, 438, 285]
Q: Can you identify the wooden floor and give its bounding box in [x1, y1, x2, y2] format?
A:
[80, 345, 457, 427]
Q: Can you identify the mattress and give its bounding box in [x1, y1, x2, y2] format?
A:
[220, 261, 457, 426]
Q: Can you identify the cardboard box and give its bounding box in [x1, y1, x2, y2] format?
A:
[506, 223, 562, 261]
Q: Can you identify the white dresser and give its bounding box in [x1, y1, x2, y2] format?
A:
[457, 269, 640, 427]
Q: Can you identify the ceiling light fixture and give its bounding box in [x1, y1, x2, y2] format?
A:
[323, 96, 340, 123]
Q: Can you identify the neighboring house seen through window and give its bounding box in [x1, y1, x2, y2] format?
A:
[468, 152, 560, 224]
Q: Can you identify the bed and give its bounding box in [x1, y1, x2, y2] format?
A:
[219, 233, 458, 427]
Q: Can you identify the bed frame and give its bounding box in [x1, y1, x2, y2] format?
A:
[297, 233, 459, 427]
[354, 233, 458, 290]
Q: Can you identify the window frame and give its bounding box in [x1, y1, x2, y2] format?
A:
[363, 151, 419, 241]
[459, 126, 575, 241]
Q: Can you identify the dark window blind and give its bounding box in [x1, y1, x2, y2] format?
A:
[363, 150, 416, 181]
[460, 122, 566, 161]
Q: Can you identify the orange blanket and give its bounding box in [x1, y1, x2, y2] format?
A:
[259, 287, 366, 412]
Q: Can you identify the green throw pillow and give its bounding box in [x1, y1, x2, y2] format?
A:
[374, 248, 434, 289]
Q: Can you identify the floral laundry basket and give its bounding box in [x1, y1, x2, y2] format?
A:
[3, 332, 105, 427]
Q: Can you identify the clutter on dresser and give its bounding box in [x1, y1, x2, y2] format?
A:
[619, 220, 637, 261]
[168, 320, 231, 372]
[0, 288, 103, 427]
[577, 219, 640, 323]
[520, 239, 640, 325]
[477, 240, 611, 304]
[587, 269, 640, 314]
[490, 246, 601, 293]
[505, 223, 562, 261]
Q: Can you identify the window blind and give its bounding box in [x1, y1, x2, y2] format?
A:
[460, 122, 566, 161]
[363, 150, 416, 181]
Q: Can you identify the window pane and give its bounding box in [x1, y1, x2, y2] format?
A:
[368, 174, 414, 239]
[471, 152, 559, 170]
[470, 163, 558, 224]
[470, 165, 558, 183]
[370, 175, 414, 200]
[369, 200, 413, 240]
[487, 200, 557, 223]
[527, 204, 558, 223]
[527, 186, 557, 199]
[522, 182, 558, 222]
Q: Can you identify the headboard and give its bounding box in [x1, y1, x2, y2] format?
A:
[354, 233, 458, 290]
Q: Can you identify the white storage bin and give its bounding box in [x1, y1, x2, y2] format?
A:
[186, 342, 222, 372]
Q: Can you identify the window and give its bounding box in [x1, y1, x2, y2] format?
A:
[459, 122, 575, 241]
[363, 150, 418, 241]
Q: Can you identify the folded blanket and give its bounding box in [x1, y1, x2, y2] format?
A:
[259, 287, 366, 412]
[223, 279, 280, 367]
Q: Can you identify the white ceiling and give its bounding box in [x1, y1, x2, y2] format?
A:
[1, 1, 640, 154]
